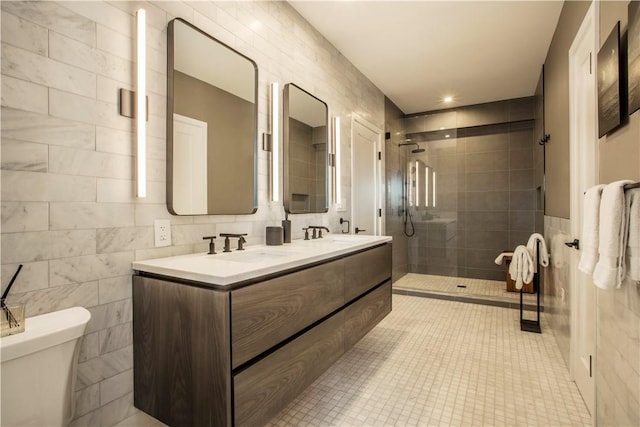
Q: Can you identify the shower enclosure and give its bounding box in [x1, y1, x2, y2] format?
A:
[392, 98, 538, 285]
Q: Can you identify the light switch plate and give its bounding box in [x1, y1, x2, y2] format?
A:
[154, 219, 171, 247]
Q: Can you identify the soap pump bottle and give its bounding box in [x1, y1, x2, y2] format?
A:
[282, 213, 291, 243]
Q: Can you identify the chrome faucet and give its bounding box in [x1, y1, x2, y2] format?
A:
[307, 226, 330, 239]
[219, 233, 248, 252]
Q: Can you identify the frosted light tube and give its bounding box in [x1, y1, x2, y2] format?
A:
[136, 9, 146, 198]
[271, 82, 279, 202]
[334, 116, 341, 205]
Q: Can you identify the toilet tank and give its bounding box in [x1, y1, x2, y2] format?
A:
[1, 307, 91, 427]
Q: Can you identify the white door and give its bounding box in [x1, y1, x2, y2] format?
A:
[351, 117, 382, 235]
[173, 114, 208, 214]
[568, 1, 598, 417]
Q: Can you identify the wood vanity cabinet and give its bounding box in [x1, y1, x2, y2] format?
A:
[133, 242, 391, 427]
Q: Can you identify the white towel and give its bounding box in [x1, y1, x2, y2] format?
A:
[626, 188, 640, 282]
[494, 251, 513, 265]
[526, 233, 549, 272]
[509, 245, 534, 290]
[579, 184, 606, 274]
[593, 180, 634, 289]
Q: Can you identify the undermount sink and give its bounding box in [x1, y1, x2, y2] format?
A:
[221, 249, 300, 263]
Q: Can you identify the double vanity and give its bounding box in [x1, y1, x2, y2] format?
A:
[132, 235, 392, 426]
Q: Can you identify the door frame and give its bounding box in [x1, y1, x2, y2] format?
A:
[568, 0, 598, 419]
[350, 114, 384, 235]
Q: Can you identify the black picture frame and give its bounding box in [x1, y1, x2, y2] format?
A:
[629, 1, 640, 115]
[597, 21, 622, 137]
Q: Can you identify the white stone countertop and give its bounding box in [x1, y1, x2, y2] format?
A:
[132, 234, 392, 287]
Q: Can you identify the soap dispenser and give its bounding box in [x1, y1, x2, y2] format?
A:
[282, 213, 291, 243]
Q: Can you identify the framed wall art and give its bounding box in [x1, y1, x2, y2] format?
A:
[629, 1, 640, 115]
[597, 21, 622, 137]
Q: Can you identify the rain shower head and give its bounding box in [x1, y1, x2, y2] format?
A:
[398, 142, 425, 154]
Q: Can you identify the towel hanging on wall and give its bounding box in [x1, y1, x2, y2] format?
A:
[579, 184, 606, 274]
[626, 188, 640, 282]
[593, 180, 634, 289]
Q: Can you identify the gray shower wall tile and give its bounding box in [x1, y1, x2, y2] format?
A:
[510, 211, 534, 231]
[466, 151, 509, 173]
[466, 171, 509, 192]
[510, 169, 534, 190]
[465, 249, 504, 270]
[509, 148, 534, 170]
[509, 127, 534, 150]
[465, 230, 509, 250]
[466, 211, 509, 231]
[466, 191, 509, 211]
[462, 132, 509, 154]
[507, 97, 535, 122]
[510, 190, 535, 211]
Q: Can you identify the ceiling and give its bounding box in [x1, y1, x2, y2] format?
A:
[289, 1, 564, 114]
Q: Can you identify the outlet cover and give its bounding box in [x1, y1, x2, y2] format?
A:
[154, 219, 171, 247]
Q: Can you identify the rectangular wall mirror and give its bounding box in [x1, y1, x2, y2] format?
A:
[167, 18, 258, 215]
[283, 83, 329, 214]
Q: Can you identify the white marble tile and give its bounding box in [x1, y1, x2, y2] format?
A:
[1, 75, 48, 114]
[79, 331, 101, 364]
[0, 261, 49, 294]
[71, 392, 136, 427]
[49, 88, 131, 131]
[96, 227, 152, 254]
[1, 138, 48, 172]
[98, 275, 132, 305]
[134, 204, 193, 227]
[75, 383, 100, 417]
[96, 126, 133, 156]
[99, 322, 132, 354]
[1, 108, 96, 150]
[100, 369, 133, 406]
[1, 230, 96, 264]
[1, 11, 48, 55]
[170, 223, 217, 246]
[85, 299, 133, 334]
[1, 1, 96, 46]
[97, 178, 165, 204]
[49, 146, 133, 180]
[1, 44, 96, 98]
[49, 252, 134, 287]
[153, 1, 194, 22]
[9, 281, 99, 318]
[96, 75, 131, 106]
[134, 244, 195, 262]
[50, 202, 135, 230]
[60, 1, 131, 38]
[107, 1, 167, 32]
[2, 170, 96, 203]
[113, 410, 165, 427]
[77, 345, 132, 389]
[97, 24, 132, 61]
[1, 201, 49, 232]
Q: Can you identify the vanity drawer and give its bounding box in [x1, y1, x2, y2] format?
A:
[344, 243, 392, 302]
[231, 259, 345, 368]
[344, 281, 392, 350]
[233, 312, 344, 427]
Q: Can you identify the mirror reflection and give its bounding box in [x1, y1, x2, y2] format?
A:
[167, 18, 258, 215]
[283, 84, 329, 214]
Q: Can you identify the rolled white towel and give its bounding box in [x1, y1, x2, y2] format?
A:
[509, 245, 534, 290]
[626, 188, 640, 282]
[593, 180, 634, 289]
[494, 251, 513, 265]
[579, 184, 606, 274]
[526, 232, 549, 272]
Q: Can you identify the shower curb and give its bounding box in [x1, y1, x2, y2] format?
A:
[392, 286, 544, 312]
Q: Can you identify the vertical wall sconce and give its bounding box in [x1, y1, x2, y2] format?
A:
[118, 9, 147, 197]
[136, 8, 146, 197]
[333, 116, 341, 206]
[415, 160, 420, 207]
[425, 166, 430, 207]
[432, 170, 436, 207]
[270, 82, 280, 202]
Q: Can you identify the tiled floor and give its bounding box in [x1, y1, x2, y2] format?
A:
[119, 294, 590, 426]
[394, 273, 538, 306]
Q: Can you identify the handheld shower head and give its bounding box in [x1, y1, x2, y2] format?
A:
[399, 142, 425, 154]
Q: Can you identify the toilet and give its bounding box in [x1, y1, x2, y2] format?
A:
[1, 306, 91, 427]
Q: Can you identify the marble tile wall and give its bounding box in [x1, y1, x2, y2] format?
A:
[0, 1, 384, 425]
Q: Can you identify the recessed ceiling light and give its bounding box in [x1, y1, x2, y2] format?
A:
[443, 96, 453, 103]
[445, 134, 450, 138]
